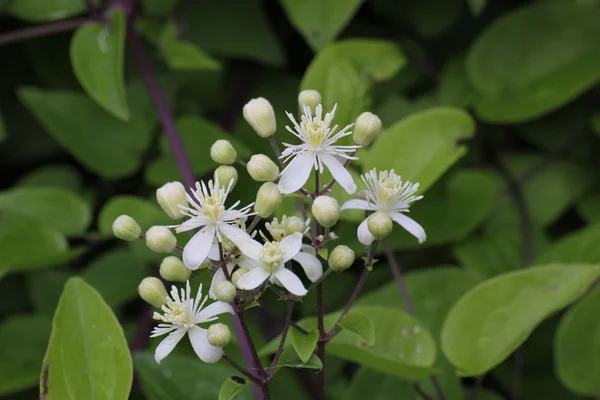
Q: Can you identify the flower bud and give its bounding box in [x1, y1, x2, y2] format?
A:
[156, 181, 187, 220]
[159, 256, 191, 282]
[214, 165, 238, 189]
[210, 139, 237, 165]
[214, 280, 237, 302]
[146, 226, 177, 253]
[312, 196, 340, 228]
[112, 215, 141, 241]
[367, 211, 393, 239]
[329, 245, 355, 272]
[243, 97, 276, 138]
[353, 112, 382, 146]
[254, 182, 283, 218]
[298, 90, 321, 113]
[138, 277, 168, 308]
[232, 268, 249, 286]
[247, 154, 279, 182]
[285, 216, 305, 235]
[207, 323, 231, 347]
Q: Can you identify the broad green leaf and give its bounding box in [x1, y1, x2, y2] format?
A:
[441, 264, 600, 376]
[218, 377, 248, 400]
[345, 367, 420, 400]
[71, 9, 129, 121]
[7, 0, 90, 21]
[534, 222, 600, 265]
[158, 21, 219, 71]
[0, 187, 90, 235]
[0, 315, 51, 395]
[26, 270, 71, 317]
[437, 56, 477, 108]
[275, 347, 323, 370]
[467, 2, 600, 122]
[364, 108, 475, 193]
[42, 278, 132, 400]
[98, 196, 169, 237]
[577, 193, 600, 223]
[142, 0, 182, 17]
[466, 0, 486, 16]
[280, 0, 362, 51]
[338, 311, 375, 347]
[17, 165, 81, 191]
[555, 285, 600, 397]
[290, 328, 319, 363]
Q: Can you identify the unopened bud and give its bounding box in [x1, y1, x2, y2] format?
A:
[329, 245, 355, 272]
[353, 112, 382, 146]
[159, 256, 191, 282]
[138, 277, 168, 308]
[254, 182, 283, 218]
[243, 97, 276, 138]
[146, 226, 177, 253]
[247, 154, 279, 182]
[214, 165, 238, 189]
[312, 196, 340, 228]
[285, 216, 305, 235]
[112, 215, 141, 241]
[232, 268, 249, 286]
[210, 139, 237, 165]
[298, 90, 321, 113]
[207, 323, 231, 347]
[214, 281, 237, 302]
[156, 181, 187, 220]
[367, 211, 393, 239]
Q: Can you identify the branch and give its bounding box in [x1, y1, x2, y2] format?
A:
[269, 301, 294, 375]
[222, 354, 263, 386]
[0, 18, 91, 47]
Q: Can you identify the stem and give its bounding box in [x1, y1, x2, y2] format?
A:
[217, 241, 232, 280]
[0, 18, 91, 47]
[307, 268, 333, 292]
[269, 301, 294, 375]
[268, 137, 284, 166]
[414, 384, 435, 400]
[222, 354, 262, 385]
[318, 152, 356, 196]
[246, 215, 261, 233]
[316, 282, 326, 400]
[258, 301, 309, 335]
[83, 0, 96, 15]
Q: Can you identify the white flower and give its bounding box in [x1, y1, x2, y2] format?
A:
[341, 168, 426, 245]
[278, 104, 360, 195]
[231, 232, 322, 296]
[151, 281, 234, 364]
[174, 177, 254, 270]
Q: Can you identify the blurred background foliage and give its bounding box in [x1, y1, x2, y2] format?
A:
[1, 0, 600, 399]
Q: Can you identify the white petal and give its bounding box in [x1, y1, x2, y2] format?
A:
[357, 218, 375, 246]
[208, 268, 226, 300]
[340, 199, 374, 211]
[390, 211, 426, 244]
[183, 225, 216, 270]
[236, 267, 270, 291]
[278, 152, 315, 194]
[280, 232, 303, 262]
[154, 328, 186, 363]
[188, 326, 222, 363]
[207, 243, 220, 261]
[219, 223, 263, 260]
[198, 301, 234, 322]
[292, 251, 322, 282]
[320, 154, 357, 194]
[273, 268, 307, 296]
[237, 255, 262, 270]
[301, 244, 316, 256]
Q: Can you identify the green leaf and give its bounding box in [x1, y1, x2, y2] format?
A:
[26, 270, 71, 317]
[364, 107, 475, 193]
[441, 264, 600, 376]
[534, 222, 600, 268]
[555, 285, 600, 397]
[345, 367, 419, 400]
[338, 311, 375, 347]
[467, 2, 600, 122]
[290, 328, 319, 363]
[280, 0, 362, 51]
[577, 192, 600, 223]
[0, 315, 51, 395]
[71, 9, 129, 121]
[98, 196, 169, 237]
[7, 0, 89, 21]
[275, 347, 323, 370]
[141, 0, 182, 18]
[0, 187, 90, 235]
[42, 278, 132, 400]
[218, 377, 248, 400]
[437, 56, 477, 108]
[17, 165, 81, 191]
[466, 0, 486, 16]
[157, 21, 220, 71]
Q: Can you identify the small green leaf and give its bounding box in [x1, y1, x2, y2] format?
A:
[42, 278, 132, 400]
[98, 196, 169, 237]
[218, 377, 248, 400]
[534, 222, 600, 266]
[158, 21, 220, 71]
[276, 347, 323, 370]
[8, 0, 89, 21]
[338, 311, 375, 347]
[17, 165, 81, 191]
[441, 264, 600, 376]
[290, 328, 319, 363]
[71, 9, 129, 120]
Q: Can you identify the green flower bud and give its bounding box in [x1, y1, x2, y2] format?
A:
[367, 211, 393, 239]
[146, 226, 177, 253]
[243, 97, 276, 138]
[285, 216, 305, 235]
[214, 280, 237, 303]
[159, 256, 191, 282]
[210, 139, 237, 165]
[232, 268, 249, 286]
[298, 90, 321, 113]
[254, 182, 283, 218]
[353, 112, 382, 146]
[156, 181, 187, 220]
[207, 323, 231, 347]
[247, 154, 279, 182]
[112, 215, 141, 241]
[214, 165, 238, 189]
[311, 196, 340, 228]
[138, 277, 168, 308]
[328, 245, 355, 272]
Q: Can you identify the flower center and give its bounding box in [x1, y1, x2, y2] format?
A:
[376, 173, 403, 208]
[260, 242, 285, 272]
[265, 218, 286, 241]
[302, 121, 326, 148]
[202, 196, 224, 221]
[163, 300, 192, 326]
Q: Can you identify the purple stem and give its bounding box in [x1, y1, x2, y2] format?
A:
[0, 18, 91, 47]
